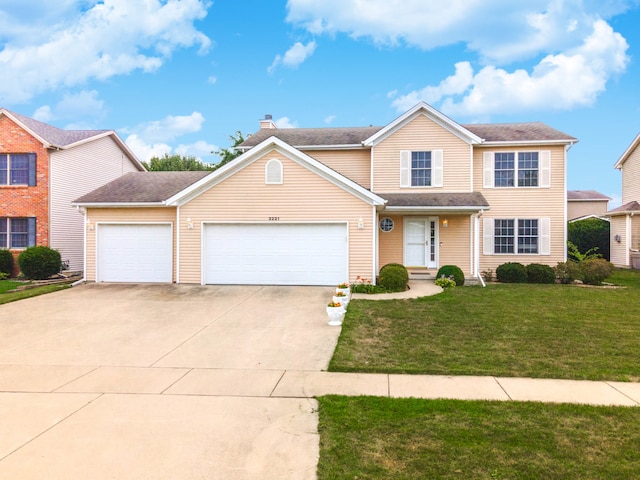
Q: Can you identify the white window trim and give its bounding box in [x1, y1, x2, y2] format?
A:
[400, 149, 443, 188]
[483, 150, 550, 189]
[265, 158, 283, 184]
[483, 217, 550, 255]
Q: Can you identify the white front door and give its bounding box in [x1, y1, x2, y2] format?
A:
[404, 217, 438, 268]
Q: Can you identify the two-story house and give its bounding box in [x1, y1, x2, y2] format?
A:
[608, 132, 640, 268]
[0, 108, 145, 274]
[73, 103, 576, 285]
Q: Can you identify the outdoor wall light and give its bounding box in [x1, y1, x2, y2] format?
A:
[442, 218, 449, 228]
[86, 220, 94, 231]
[357, 217, 365, 229]
[186, 217, 194, 230]
[614, 234, 621, 243]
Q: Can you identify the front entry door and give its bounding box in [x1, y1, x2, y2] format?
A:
[404, 217, 438, 268]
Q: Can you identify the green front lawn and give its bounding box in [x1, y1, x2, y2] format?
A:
[318, 396, 640, 480]
[0, 281, 70, 304]
[330, 269, 640, 381]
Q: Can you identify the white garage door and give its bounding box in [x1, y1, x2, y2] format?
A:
[203, 223, 348, 285]
[97, 224, 172, 283]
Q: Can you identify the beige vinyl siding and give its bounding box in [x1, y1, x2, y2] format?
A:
[610, 216, 629, 267]
[633, 216, 640, 251]
[50, 136, 141, 272]
[378, 215, 472, 276]
[302, 149, 371, 188]
[179, 151, 374, 284]
[372, 114, 472, 192]
[85, 208, 177, 282]
[474, 145, 566, 272]
[567, 200, 609, 220]
[621, 144, 640, 204]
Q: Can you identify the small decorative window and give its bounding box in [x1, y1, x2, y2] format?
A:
[265, 159, 283, 184]
[379, 218, 394, 232]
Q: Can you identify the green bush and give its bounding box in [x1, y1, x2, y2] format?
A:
[17, 246, 62, 280]
[568, 217, 610, 261]
[0, 249, 14, 277]
[580, 258, 614, 286]
[378, 263, 409, 292]
[526, 263, 556, 284]
[435, 277, 456, 288]
[496, 262, 527, 283]
[436, 265, 465, 286]
[555, 261, 581, 284]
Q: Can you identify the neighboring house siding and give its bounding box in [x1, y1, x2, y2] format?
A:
[178, 151, 374, 284]
[372, 114, 472, 193]
[610, 215, 629, 267]
[84, 208, 177, 282]
[50, 136, 141, 271]
[303, 149, 371, 189]
[474, 145, 566, 271]
[621, 144, 640, 204]
[567, 200, 608, 220]
[0, 115, 50, 270]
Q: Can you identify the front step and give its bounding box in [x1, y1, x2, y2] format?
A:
[407, 269, 434, 280]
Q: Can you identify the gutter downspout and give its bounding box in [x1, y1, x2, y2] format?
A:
[475, 211, 485, 287]
[72, 206, 87, 286]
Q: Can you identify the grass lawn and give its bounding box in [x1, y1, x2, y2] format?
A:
[0, 280, 70, 305]
[329, 269, 640, 381]
[318, 395, 640, 480]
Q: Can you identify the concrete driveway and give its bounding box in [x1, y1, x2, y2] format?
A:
[0, 283, 341, 479]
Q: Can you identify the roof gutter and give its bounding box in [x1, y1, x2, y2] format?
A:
[71, 202, 168, 208]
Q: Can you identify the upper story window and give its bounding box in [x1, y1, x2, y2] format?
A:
[483, 151, 549, 189]
[0, 217, 36, 249]
[265, 159, 283, 184]
[400, 150, 443, 188]
[0, 153, 37, 186]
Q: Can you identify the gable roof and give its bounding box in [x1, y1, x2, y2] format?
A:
[239, 102, 576, 151]
[614, 132, 640, 169]
[73, 171, 211, 205]
[0, 108, 145, 170]
[567, 190, 611, 201]
[607, 200, 640, 216]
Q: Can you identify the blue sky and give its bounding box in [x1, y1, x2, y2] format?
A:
[1, 1, 639, 206]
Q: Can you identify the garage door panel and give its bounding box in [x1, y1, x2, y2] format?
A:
[98, 224, 172, 283]
[204, 223, 347, 285]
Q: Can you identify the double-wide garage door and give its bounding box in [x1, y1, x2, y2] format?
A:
[203, 223, 348, 285]
[97, 224, 172, 283]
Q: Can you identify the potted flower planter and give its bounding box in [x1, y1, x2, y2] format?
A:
[333, 292, 349, 307]
[326, 301, 345, 326]
[336, 283, 351, 298]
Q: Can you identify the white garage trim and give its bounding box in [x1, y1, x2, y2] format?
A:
[96, 223, 173, 283]
[201, 221, 349, 286]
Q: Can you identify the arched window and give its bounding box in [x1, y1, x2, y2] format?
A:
[265, 159, 283, 184]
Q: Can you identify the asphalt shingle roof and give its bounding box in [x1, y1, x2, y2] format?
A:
[73, 171, 211, 204]
[4, 109, 110, 147]
[608, 201, 640, 214]
[463, 122, 576, 143]
[380, 192, 489, 208]
[567, 190, 611, 201]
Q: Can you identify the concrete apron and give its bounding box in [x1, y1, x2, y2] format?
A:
[0, 283, 342, 480]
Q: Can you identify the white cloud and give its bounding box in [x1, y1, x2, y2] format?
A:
[390, 20, 629, 116]
[207, 76, 217, 84]
[286, 0, 628, 63]
[275, 116, 298, 128]
[324, 115, 336, 124]
[32, 90, 107, 126]
[123, 111, 209, 161]
[268, 40, 317, 73]
[0, 0, 211, 104]
[175, 140, 219, 158]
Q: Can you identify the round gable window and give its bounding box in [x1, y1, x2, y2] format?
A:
[379, 217, 394, 232]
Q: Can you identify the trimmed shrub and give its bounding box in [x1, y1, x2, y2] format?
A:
[435, 277, 456, 288]
[436, 265, 465, 286]
[555, 261, 581, 284]
[568, 217, 610, 261]
[496, 262, 527, 283]
[0, 249, 14, 277]
[17, 246, 62, 280]
[525, 263, 556, 284]
[378, 263, 409, 292]
[580, 258, 614, 286]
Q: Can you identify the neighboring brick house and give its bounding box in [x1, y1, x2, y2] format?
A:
[74, 102, 577, 285]
[608, 132, 640, 268]
[0, 108, 145, 274]
[567, 190, 611, 221]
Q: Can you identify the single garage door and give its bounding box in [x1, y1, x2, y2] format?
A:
[97, 224, 172, 283]
[203, 223, 347, 285]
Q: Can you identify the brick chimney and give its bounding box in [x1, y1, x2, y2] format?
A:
[259, 114, 277, 129]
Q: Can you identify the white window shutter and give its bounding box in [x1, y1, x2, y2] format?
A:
[539, 217, 550, 255]
[539, 151, 551, 187]
[483, 152, 494, 188]
[432, 149, 443, 187]
[400, 150, 411, 187]
[265, 159, 283, 184]
[483, 217, 495, 255]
